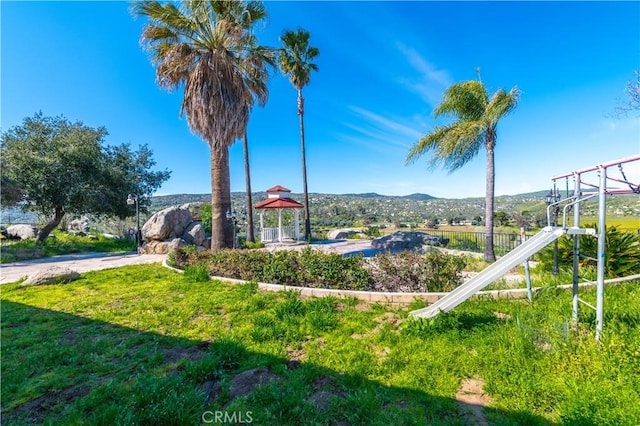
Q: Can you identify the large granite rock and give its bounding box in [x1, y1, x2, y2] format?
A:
[182, 222, 205, 246]
[142, 206, 193, 242]
[22, 266, 80, 286]
[371, 231, 448, 253]
[68, 217, 90, 235]
[140, 204, 209, 253]
[6, 224, 36, 240]
[326, 228, 363, 240]
[140, 238, 187, 254]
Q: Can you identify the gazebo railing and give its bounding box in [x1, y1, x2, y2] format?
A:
[260, 226, 297, 243]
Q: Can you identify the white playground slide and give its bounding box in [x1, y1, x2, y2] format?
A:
[409, 226, 595, 319]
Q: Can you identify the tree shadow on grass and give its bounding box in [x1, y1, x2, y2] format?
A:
[1, 300, 553, 426]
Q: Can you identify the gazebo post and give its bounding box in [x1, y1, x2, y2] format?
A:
[259, 212, 264, 242]
[278, 208, 283, 242]
[294, 209, 300, 240]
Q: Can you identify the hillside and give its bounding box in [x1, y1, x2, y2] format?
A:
[149, 190, 639, 230]
[3, 190, 637, 231]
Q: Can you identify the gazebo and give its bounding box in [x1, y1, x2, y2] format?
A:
[255, 185, 304, 243]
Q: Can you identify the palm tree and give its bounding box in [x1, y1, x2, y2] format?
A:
[406, 79, 520, 262]
[133, 0, 272, 249]
[278, 29, 319, 241]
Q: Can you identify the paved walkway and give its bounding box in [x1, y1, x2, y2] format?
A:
[0, 252, 166, 285]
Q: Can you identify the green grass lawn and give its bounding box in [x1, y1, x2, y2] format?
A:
[1, 264, 639, 425]
[0, 232, 136, 263]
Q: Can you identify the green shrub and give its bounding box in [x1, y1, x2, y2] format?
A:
[537, 224, 640, 278]
[262, 250, 301, 285]
[368, 251, 466, 292]
[183, 263, 210, 282]
[199, 203, 212, 234]
[172, 247, 467, 293]
[242, 240, 265, 249]
[364, 226, 382, 238]
[298, 248, 371, 290]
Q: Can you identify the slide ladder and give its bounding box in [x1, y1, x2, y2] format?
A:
[410, 226, 594, 319]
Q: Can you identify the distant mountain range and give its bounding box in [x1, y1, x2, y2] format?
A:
[334, 192, 436, 200]
[150, 189, 552, 208]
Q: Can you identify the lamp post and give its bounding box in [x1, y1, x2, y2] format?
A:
[545, 188, 561, 275]
[127, 194, 142, 254]
[226, 208, 247, 249]
[226, 209, 237, 249]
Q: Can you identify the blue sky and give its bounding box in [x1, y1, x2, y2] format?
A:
[2, 1, 639, 199]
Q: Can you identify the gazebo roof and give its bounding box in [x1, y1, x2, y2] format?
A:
[255, 197, 303, 209]
[266, 185, 291, 193]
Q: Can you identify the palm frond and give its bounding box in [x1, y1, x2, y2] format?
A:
[135, 0, 272, 150]
[484, 86, 521, 126]
[279, 28, 318, 90]
[434, 80, 487, 121]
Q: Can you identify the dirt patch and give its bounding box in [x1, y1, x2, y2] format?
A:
[371, 345, 391, 358]
[307, 390, 335, 410]
[286, 345, 306, 361]
[307, 375, 346, 412]
[492, 311, 513, 320]
[162, 341, 210, 364]
[12, 385, 91, 423]
[370, 312, 403, 334]
[353, 303, 370, 312]
[455, 378, 492, 426]
[228, 368, 280, 399]
[202, 380, 223, 406]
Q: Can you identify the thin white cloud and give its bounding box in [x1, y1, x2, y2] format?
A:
[349, 106, 423, 140]
[337, 105, 426, 157]
[396, 42, 452, 105]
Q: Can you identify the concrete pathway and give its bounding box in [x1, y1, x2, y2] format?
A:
[0, 252, 166, 285]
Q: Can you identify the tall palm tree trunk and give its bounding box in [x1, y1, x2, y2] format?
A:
[484, 133, 497, 262]
[211, 147, 234, 249]
[242, 132, 255, 243]
[298, 89, 311, 241]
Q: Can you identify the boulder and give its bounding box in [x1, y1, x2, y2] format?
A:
[371, 231, 448, 253]
[140, 238, 186, 254]
[6, 224, 36, 240]
[68, 217, 90, 234]
[22, 266, 80, 286]
[142, 206, 193, 242]
[182, 222, 205, 246]
[183, 202, 205, 222]
[327, 228, 362, 240]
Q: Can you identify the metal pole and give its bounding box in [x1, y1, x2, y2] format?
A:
[552, 190, 560, 275]
[136, 197, 141, 254]
[233, 218, 237, 249]
[595, 166, 606, 340]
[521, 227, 533, 302]
[572, 173, 581, 327]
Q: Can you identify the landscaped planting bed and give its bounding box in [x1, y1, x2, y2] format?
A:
[170, 247, 468, 293]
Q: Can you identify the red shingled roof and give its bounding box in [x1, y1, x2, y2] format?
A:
[255, 197, 304, 209]
[266, 185, 291, 193]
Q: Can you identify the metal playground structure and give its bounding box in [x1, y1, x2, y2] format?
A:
[411, 154, 640, 340]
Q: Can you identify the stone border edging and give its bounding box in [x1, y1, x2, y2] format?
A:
[162, 260, 640, 306]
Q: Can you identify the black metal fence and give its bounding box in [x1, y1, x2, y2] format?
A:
[422, 230, 534, 256]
